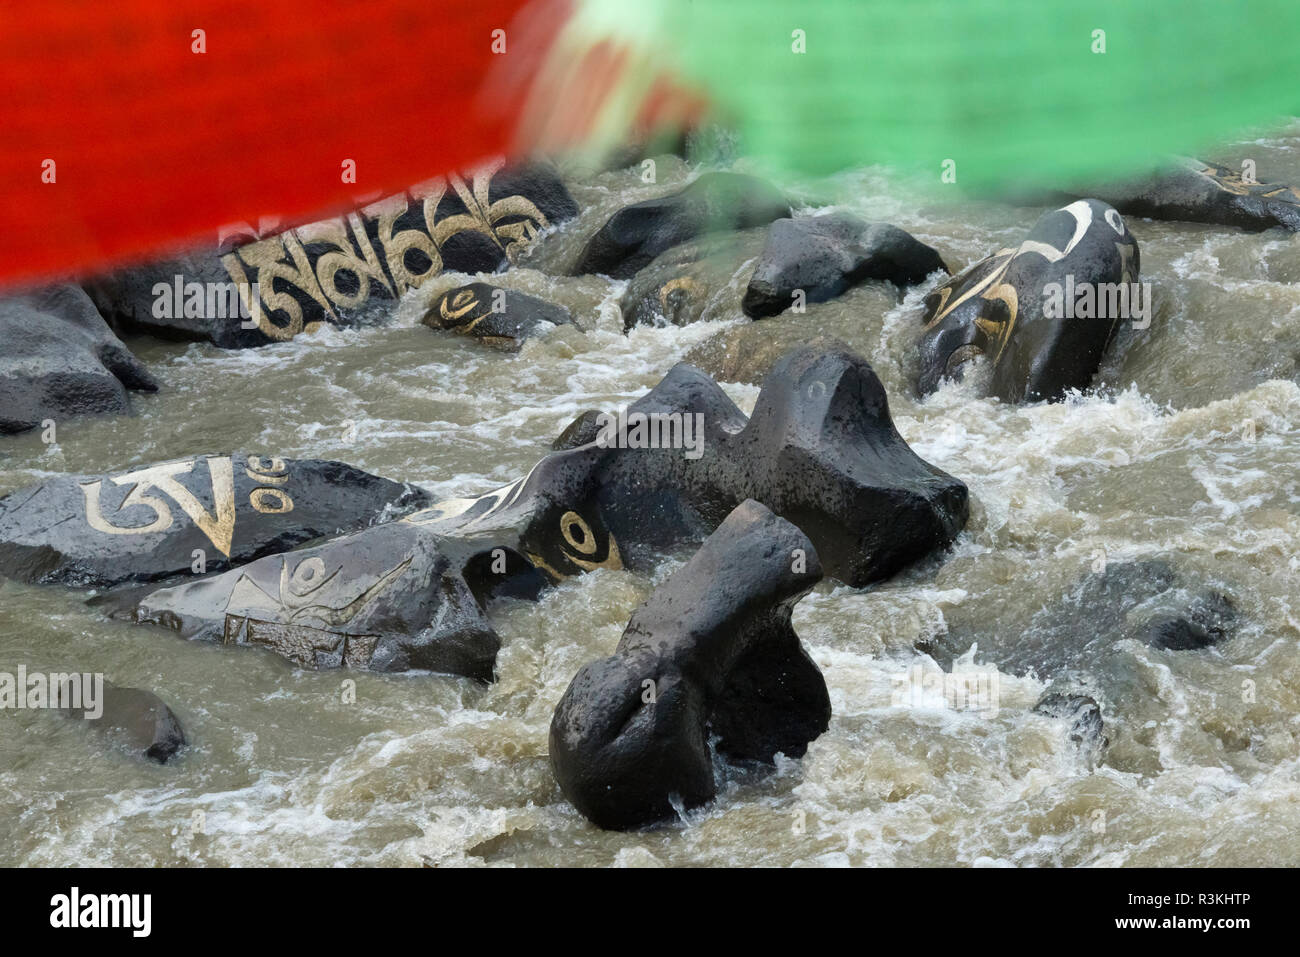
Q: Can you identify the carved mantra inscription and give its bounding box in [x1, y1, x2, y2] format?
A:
[80, 455, 293, 557]
[219, 160, 551, 341]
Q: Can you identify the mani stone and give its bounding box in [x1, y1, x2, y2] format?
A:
[0, 453, 429, 587]
[917, 199, 1139, 403]
[422, 283, 573, 351]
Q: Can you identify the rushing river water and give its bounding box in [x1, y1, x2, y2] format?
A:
[3, 126, 1300, 867]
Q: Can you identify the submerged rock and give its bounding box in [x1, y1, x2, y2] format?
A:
[742, 214, 948, 319]
[1090, 158, 1300, 232]
[1033, 690, 1108, 762]
[685, 329, 854, 387]
[409, 343, 968, 588]
[118, 521, 542, 680]
[919, 560, 1239, 679]
[618, 230, 767, 330]
[422, 282, 573, 350]
[917, 199, 1140, 403]
[0, 453, 429, 586]
[0, 284, 157, 435]
[59, 680, 186, 764]
[549, 500, 829, 830]
[87, 161, 578, 348]
[572, 172, 791, 279]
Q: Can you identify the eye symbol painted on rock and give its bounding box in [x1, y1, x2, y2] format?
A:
[1105, 208, 1126, 236]
[236, 553, 414, 625]
[562, 511, 597, 555]
[440, 289, 480, 322]
[528, 509, 623, 580]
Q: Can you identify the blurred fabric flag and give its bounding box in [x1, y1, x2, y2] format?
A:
[3, 0, 1298, 287]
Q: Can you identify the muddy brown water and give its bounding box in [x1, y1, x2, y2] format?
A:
[2, 129, 1299, 866]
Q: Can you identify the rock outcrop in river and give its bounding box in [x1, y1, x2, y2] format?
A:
[549, 500, 829, 830]
[103, 343, 965, 679]
[572, 172, 791, 279]
[87, 161, 578, 348]
[0, 284, 157, 435]
[918, 560, 1239, 678]
[422, 282, 574, 350]
[59, 680, 187, 764]
[1088, 158, 1300, 232]
[742, 213, 948, 318]
[118, 521, 541, 680]
[917, 199, 1140, 403]
[408, 342, 969, 588]
[0, 453, 429, 586]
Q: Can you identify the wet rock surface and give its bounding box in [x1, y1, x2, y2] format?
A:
[87, 162, 578, 348]
[422, 282, 573, 350]
[0, 453, 429, 587]
[572, 172, 791, 279]
[116, 520, 542, 680]
[59, 680, 187, 764]
[1090, 158, 1300, 232]
[919, 560, 1239, 679]
[618, 229, 767, 330]
[0, 284, 158, 435]
[743, 214, 948, 318]
[549, 500, 829, 830]
[917, 199, 1140, 403]
[409, 343, 968, 589]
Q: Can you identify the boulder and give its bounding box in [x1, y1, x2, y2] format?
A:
[87, 161, 578, 348]
[917, 199, 1140, 403]
[742, 214, 948, 318]
[549, 500, 829, 830]
[571, 172, 791, 279]
[422, 282, 572, 350]
[0, 453, 429, 586]
[918, 560, 1238, 678]
[618, 230, 767, 330]
[0, 284, 157, 435]
[551, 410, 606, 451]
[59, 680, 186, 764]
[117, 520, 543, 679]
[409, 343, 968, 588]
[1091, 158, 1300, 232]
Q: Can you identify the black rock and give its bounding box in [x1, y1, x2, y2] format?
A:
[743, 214, 948, 319]
[919, 560, 1239, 679]
[118, 520, 542, 680]
[1033, 691, 1108, 758]
[1091, 158, 1300, 232]
[0, 284, 158, 435]
[422, 282, 572, 350]
[618, 230, 767, 330]
[0, 452, 429, 587]
[1142, 590, 1237, 651]
[87, 162, 578, 348]
[572, 172, 791, 279]
[549, 500, 829, 830]
[59, 680, 187, 764]
[551, 410, 606, 451]
[409, 343, 968, 588]
[918, 199, 1140, 403]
